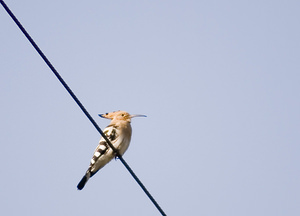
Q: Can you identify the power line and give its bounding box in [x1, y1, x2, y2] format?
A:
[0, 1, 166, 215]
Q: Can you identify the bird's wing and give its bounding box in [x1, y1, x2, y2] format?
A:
[88, 125, 120, 176]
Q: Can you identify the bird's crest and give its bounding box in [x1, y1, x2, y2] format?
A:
[99, 111, 146, 122]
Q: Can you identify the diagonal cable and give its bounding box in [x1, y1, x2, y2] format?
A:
[0, 1, 166, 215]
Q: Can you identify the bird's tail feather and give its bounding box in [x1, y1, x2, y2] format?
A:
[77, 172, 91, 190]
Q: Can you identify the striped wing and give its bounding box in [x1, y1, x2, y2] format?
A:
[88, 125, 119, 176]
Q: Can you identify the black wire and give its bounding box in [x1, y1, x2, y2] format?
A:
[0, 1, 166, 215]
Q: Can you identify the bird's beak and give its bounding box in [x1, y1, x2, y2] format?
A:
[130, 114, 147, 118]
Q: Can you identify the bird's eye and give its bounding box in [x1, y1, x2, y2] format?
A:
[121, 114, 125, 116]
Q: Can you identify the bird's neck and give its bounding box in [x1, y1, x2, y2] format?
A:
[111, 120, 131, 129]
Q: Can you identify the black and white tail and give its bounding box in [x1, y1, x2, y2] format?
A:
[77, 172, 91, 190]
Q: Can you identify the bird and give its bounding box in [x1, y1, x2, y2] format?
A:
[77, 110, 146, 190]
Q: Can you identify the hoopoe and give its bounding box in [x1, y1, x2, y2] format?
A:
[77, 110, 146, 190]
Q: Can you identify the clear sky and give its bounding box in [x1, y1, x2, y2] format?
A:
[1, 1, 299, 215]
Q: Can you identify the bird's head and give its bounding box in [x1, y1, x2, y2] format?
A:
[99, 110, 146, 122]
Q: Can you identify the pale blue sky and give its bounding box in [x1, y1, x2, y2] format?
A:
[1, 1, 300, 215]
